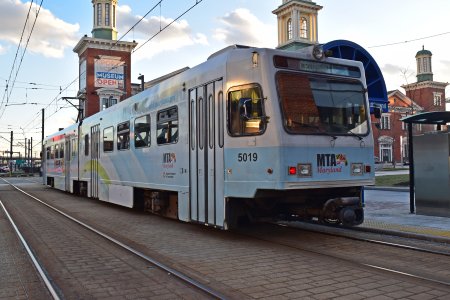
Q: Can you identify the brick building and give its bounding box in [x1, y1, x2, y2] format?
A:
[372, 47, 448, 164]
[73, 0, 137, 119]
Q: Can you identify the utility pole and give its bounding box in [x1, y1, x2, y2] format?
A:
[42, 108, 44, 179]
[25, 137, 27, 167]
[31, 137, 33, 174]
[9, 131, 13, 175]
[28, 139, 31, 172]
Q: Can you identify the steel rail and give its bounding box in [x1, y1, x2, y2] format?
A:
[242, 223, 450, 287]
[2, 178, 227, 300]
[0, 199, 61, 300]
[277, 222, 450, 257]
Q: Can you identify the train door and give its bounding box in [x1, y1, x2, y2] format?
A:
[90, 124, 100, 199]
[64, 138, 71, 192]
[189, 79, 224, 226]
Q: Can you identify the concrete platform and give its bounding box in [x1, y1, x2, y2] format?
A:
[363, 187, 450, 242]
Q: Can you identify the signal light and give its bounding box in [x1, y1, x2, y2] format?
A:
[288, 166, 297, 175]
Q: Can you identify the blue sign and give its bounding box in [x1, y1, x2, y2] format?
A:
[96, 72, 124, 80]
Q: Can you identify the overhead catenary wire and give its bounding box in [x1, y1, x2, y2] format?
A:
[0, 0, 45, 121]
[19, 0, 167, 130]
[0, 1, 35, 116]
[368, 31, 450, 48]
[133, 0, 203, 53]
[19, 0, 206, 134]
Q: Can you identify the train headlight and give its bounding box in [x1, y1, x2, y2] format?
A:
[297, 163, 312, 177]
[351, 163, 364, 175]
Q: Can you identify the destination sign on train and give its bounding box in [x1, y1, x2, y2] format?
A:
[274, 55, 361, 78]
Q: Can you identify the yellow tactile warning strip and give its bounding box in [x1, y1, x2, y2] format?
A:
[363, 220, 450, 239]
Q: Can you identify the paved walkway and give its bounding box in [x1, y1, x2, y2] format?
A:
[363, 188, 450, 241]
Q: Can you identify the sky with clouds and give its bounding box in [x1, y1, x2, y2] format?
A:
[1, 0, 450, 154]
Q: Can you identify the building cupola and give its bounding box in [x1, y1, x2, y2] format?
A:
[416, 46, 433, 82]
[92, 0, 118, 40]
[273, 0, 322, 51]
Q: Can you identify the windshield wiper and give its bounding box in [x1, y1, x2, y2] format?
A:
[290, 121, 337, 140]
[347, 130, 363, 141]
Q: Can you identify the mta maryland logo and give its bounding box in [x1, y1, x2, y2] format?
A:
[317, 153, 347, 174]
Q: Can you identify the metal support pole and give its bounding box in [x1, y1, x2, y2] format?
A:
[31, 137, 33, 174]
[42, 108, 44, 179]
[407, 123, 415, 214]
[10, 131, 13, 175]
[28, 139, 30, 171]
[25, 137, 27, 167]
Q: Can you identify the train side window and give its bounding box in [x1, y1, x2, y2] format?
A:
[60, 143, 64, 158]
[218, 91, 224, 147]
[198, 98, 204, 150]
[55, 144, 59, 159]
[46, 147, 51, 159]
[71, 138, 77, 157]
[190, 99, 195, 150]
[134, 115, 150, 148]
[50, 146, 55, 159]
[227, 84, 266, 136]
[103, 126, 114, 152]
[84, 134, 89, 156]
[157, 106, 178, 145]
[117, 121, 130, 150]
[208, 94, 215, 149]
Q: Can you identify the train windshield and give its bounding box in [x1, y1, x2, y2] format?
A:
[276, 72, 368, 136]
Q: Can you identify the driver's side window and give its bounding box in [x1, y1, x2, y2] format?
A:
[227, 84, 266, 136]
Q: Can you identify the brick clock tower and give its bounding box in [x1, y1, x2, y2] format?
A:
[73, 0, 137, 119]
[402, 47, 447, 114]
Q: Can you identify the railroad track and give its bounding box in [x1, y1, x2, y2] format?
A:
[237, 222, 450, 288]
[0, 178, 226, 299]
[3, 178, 450, 298]
[280, 221, 450, 256]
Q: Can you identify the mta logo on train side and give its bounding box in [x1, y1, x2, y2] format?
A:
[316, 154, 347, 174]
[163, 152, 176, 163]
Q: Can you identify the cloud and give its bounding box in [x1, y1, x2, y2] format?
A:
[0, 0, 79, 58]
[116, 5, 208, 60]
[0, 44, 6, 55]
[213, 8, 276, 47]
[382, 64, 403, 76]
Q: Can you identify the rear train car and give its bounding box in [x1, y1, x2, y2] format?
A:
[44, 44, 380, 229]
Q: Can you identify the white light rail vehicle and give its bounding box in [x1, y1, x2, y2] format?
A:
[44, 44, 383, 229]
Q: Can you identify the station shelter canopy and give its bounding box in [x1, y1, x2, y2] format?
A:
[323, 40, 388, 113]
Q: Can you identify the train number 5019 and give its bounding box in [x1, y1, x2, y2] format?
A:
[238, 152, 258, 162]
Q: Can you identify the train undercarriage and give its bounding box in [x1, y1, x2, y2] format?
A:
[65, 179, 363, 229]
[227, 186, 364, 228]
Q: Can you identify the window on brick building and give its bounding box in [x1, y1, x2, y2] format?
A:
[380, 114, 390, 130]
[433, 92, 442, 106]
[401, 114, 407, 130]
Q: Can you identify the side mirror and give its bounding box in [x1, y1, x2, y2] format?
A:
[373, 105, 382, 119]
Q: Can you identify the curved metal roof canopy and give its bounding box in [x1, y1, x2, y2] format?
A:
[401, 111, 450, 124]
[323, 40, 388, 113]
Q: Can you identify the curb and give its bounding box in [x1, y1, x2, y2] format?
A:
[364, 186, 409, 192]
[355, 225, 450, 244]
